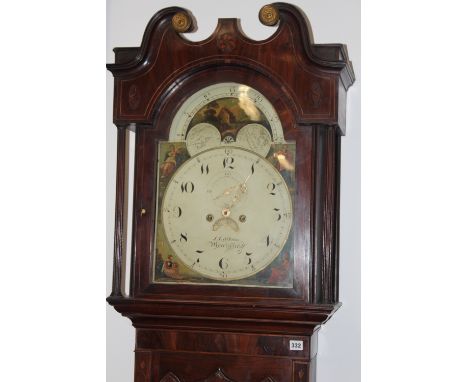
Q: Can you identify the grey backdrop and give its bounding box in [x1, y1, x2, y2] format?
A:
[106, 1, 360, 381]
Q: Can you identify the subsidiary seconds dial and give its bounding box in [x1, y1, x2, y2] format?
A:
[161, 147, 293, 281]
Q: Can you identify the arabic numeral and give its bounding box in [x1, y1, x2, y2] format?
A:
[201, 164, 209, 175]
[223, 157, 235, 169]
[173, 206, 182, 217]
[181, 181, 195, 193]
[273, 208, 282, 221]
[267, 182, 276, 195]
[219, 257, 229, 270]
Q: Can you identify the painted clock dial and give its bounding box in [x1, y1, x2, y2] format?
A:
[154, 82, 296, 287]
[161, 146, 293, 281]
[169, 82, 284, 157]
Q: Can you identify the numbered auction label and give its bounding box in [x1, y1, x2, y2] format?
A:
[289, 340, 304, 351]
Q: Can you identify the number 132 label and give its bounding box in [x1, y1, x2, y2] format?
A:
[289, 340, 304, 351]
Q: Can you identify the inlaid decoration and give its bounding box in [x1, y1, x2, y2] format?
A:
[199, 368, 235, 382]
[293, 362, 309, 381]
[160, 372, 182, 382]
[128, 84, 141, 110]
[217, 33, 236, 53]
[160, 369, 277, 382]
[310, 81, 323, 108]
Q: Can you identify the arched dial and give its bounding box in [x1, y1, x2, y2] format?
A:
[169, 82, 284, 156]
[161, 146, 293, 281]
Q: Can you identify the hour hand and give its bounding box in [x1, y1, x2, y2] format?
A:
[213, 184, 238, 200]
[226, 183, 247, 210]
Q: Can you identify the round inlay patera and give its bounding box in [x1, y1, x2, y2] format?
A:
[172, 12, 191, 33]
[259, 5, 280, 26]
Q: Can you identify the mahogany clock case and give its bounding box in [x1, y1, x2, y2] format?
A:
[107, 2, 355, 381]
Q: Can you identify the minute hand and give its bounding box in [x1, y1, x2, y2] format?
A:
[226, 172, 252, 209]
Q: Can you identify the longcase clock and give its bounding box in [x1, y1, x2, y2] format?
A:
[107, 3, 355, 381]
